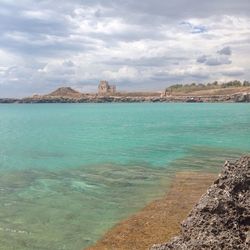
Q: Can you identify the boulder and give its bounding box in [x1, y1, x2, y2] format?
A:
[151, 156, 250, 250]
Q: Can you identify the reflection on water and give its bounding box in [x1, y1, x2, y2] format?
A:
[0, 147, 244, 250]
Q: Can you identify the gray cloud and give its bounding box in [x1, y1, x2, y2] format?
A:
[217, 46, 232, 55]
[205, 57, 232, 66]
[197, 55, 207, 63]
[197, 50, 232, 66]
[102, 56, 188, 67]
[62, 60, 75, 67]
[222, 68, 245, 77]
[0, 0, 250, 97]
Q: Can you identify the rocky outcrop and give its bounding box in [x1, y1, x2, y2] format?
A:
[0, 88, 250, 103]
[233, 92, 250, 102]
[151, 156, 250, 250]
[0, 98, 19, 103]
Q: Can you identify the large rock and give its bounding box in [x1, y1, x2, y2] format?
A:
[151, 156, 250, 250]
[234, 92, 250, 102]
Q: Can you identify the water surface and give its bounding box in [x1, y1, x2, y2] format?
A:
[0, 103, 249, 249]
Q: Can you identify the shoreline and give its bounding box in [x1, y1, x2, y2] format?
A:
[85, 171, 217, 250]
[1, 86, 250, 103]
[0, 93, 250, 103]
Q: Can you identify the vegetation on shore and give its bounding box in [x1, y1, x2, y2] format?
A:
[165, 80, 250, 93]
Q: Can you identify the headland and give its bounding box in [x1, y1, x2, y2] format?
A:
[1, 80, 250, 103]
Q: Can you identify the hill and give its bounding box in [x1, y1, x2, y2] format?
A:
[47, 87, 82, 98]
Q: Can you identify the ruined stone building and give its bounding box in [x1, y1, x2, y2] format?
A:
[98, 80, 116, 95]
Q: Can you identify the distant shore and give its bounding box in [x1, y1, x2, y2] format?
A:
[1, 93, 250, 103]
[1, 86, 250, 103]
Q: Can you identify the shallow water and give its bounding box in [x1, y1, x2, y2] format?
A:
[0, 103, 249, 249]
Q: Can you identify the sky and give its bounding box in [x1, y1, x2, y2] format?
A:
[0, 0, 250, 97]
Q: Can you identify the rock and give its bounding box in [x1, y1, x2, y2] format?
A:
[0, 98, 19, 103]
[151, 156, 250, 250]
[234, 93, 250, 102]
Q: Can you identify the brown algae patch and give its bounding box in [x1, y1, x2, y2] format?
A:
[86, 171, 217, 250]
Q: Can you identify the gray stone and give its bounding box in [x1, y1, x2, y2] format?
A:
[151, 156, 250, 250]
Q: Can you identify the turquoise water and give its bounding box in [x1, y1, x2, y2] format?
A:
[0, 103, 249, 249]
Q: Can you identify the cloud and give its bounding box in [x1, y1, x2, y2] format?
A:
[0, 0, 250, 97]
[197, 54, 232, 66]
[217, 46, 232, 55]
[151, 66, 210, 82]
[205, 56, 232, 66]
[38, 61, 75, 75]
[197, 45, 233, 66]
[222, 67, 245, 77]
[179, 21, 207, 34]
[197, 55, 207, 63]
[103, 66, 140, 81]
[62, 60, 75, 67]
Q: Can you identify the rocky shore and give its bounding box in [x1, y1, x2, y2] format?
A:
[152, 156, 250, 250]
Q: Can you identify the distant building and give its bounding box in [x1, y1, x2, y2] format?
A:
[98, 80, 116, 95]
[161, 88, 170, 97]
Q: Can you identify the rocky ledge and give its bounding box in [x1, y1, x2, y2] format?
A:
[0, 91, 250, 103]
[151, 156, 250, 250]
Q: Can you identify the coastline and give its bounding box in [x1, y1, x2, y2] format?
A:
[85, 171, 217, 250]
[0, 92, 250, 103]
[1, 86, 250, 103]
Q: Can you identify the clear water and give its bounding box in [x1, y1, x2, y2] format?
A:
[0, 103, 249, 250]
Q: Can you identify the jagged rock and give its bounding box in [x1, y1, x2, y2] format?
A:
[0, 98, 19, 103]
[234, 93, 250, 102]
[151, 156, 250, 250]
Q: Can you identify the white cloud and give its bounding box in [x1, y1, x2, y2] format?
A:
[0, 1, 250, 96]
[103, 66, 140, 80]
[38, 60, 76, 79]
[221, 67, 245, 77]
[21, 10, 53, 20]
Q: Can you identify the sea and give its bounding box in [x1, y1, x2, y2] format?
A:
[0, 103, 249, 250]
